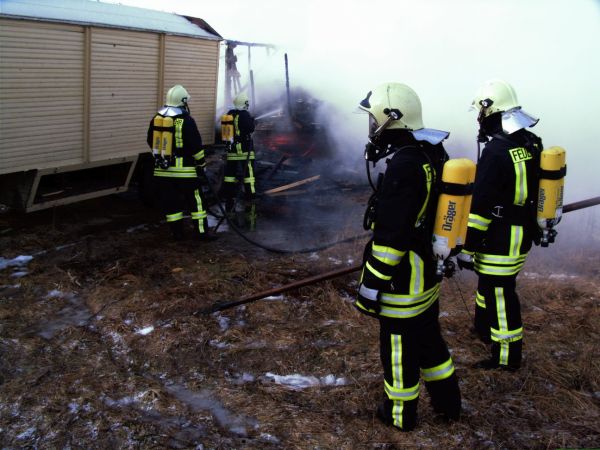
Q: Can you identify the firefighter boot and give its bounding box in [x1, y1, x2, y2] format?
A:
[425, 374, 461, 422]
[473, 339, 522, 372]
[472, 305, 492, 344]
[375, 399, 417, 432]
[169, 220, 185, 241]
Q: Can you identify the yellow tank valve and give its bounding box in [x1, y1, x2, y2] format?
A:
[537, 146, 566, 247]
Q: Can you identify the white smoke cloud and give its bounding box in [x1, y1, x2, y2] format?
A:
[104, 0, 600, 211]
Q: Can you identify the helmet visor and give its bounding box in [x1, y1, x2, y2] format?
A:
[501, 107, 539, 134]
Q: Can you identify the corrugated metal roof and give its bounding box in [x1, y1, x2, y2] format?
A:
[0, 0, 222, 39]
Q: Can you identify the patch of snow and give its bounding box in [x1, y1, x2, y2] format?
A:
[260, 433, 280, 444]
[126, 224, 149, 233]
[0, 255, 33, 270]
[263, 294, 285, 301]
[548, 273, 578, 280]
[103, 395, 135, 407]
[522, 271, 578, 280]
[209, 339, 230, 349]
[165, 383, 256, 437]
[55, 243, 77, 252]
[136, 326, 154, 336]
[10, 271, 28, 278]
[68, 402, 80, 414]
[320, 319, 337, 326]
[16, 426, 36, 440]
[216, 314, 230, 331]
[47, 289, 64, 298]
[263, 372, 347, 390]
[228, 372, 256, 384]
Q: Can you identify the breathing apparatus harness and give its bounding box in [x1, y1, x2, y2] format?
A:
[362, 108, 438, 233]
[476, 106, 547, 245]
[362, 108, 403, 230]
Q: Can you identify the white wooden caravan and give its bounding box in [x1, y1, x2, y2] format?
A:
[0, 0, 222, 211]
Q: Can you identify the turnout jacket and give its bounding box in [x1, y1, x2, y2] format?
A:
[147, 107, 206, 178]
[356, 137, 448, 320]
[226, 109, 255, 160]
[464, 129, 543, 276]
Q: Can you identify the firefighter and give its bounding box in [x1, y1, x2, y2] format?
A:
[457, 79, 543, 371]
[146, 84, 216, 241]
[220, 92, 256, 219]
[355, 82, 461, 431]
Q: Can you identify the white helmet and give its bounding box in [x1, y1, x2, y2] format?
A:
[471, 79, 538, 133]
[359, 82, 423, 131]
[165, 85, 190, 107]
[359, 82, 448, 144]
[233, 92, 249, 110]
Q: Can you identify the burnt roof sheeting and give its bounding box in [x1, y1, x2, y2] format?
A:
[0, 0, 222, 39]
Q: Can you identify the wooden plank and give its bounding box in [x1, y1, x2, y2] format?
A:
[263, 175, 321, 195]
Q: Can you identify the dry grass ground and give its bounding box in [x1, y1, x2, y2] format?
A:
[0, 193, 599, 449]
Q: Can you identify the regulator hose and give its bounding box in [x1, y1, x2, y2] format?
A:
[203, 168, 369, 254]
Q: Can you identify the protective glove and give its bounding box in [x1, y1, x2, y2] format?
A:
[355, 283, 381, 316]
[457, 251, 475, 271]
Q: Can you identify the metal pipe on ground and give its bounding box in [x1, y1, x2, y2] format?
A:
[199, 195, 600, 315]
[196, 264, 360, 315]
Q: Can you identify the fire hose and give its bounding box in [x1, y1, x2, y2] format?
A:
[198, 195, 600, 315]
[203, 158, 370, 254]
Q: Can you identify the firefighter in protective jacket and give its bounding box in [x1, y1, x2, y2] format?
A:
[458, 79, 543, 371]
[355, 82, 461, 431]
[221, 92, 256, 213]
[146, 85, 215, 241]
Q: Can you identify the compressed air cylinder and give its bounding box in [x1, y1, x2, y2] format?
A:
[432, 158, 476, 273]
[161, 116, 174, 158]
[221, 114, 234, 143]
[537, 146, 566, 245]
[456, 160, 477, 247]
[152, 115, 163, 157]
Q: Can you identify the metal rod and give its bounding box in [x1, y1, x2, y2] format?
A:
[198, 195, 600, 315]
[284, 53, 291, 116]
[563, 195, 600, 213]
[197, 264, 361, 315]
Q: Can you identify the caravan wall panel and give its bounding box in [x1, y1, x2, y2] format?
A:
[89, 28, 159, 162]
[0, 19, 85, 174]
[163, 35, 219, 145]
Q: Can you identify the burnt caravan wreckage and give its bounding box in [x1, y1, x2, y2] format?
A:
[213, 41, 339, 201]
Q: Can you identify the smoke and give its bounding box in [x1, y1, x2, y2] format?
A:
[105, 0, 600, 239]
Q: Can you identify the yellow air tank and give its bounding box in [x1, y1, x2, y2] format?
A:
[161, 116, 174, 159]
[152, 115, 163, 159]
[433, 158, 476, 275]
[221, 114, 234, 144]
[537, 146, 566, 246]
